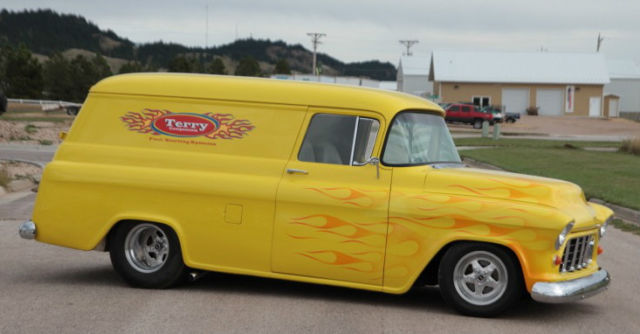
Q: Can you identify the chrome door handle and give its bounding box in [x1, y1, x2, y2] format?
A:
[286, 168, 308, 175]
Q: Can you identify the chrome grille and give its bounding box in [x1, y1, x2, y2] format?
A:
[560, 235, 595, 273]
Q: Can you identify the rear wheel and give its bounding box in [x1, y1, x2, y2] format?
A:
[438, 243, 523, 317]
[109, 222, 189, 288]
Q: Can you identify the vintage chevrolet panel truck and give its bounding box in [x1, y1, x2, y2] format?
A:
[19, 74, 611, 316]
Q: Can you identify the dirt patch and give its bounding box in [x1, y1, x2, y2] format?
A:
[0, 161, 41, 193]
[449, 115, 640, 139]
[0, 161, 41, 180]
[501, 115, 640, 137]
[0, 120, 71, 145]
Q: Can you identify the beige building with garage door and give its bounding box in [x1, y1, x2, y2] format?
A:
[429, 51, 610, 117]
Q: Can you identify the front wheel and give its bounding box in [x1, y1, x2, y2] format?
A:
[438, 243, 523, 317]
[109, 222, 189, 288]
[473, 119, 483, 129]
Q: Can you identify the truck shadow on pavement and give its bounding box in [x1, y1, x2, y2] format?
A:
[39, 264, 600, 320]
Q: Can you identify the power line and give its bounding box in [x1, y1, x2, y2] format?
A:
[204, 4, 210, 49]
[399, 40, 419, 56]
[307, 32, 326, 75]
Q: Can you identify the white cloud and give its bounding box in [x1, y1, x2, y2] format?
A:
[3, 0, 640, 64]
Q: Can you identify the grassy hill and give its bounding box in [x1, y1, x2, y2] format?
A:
[0, 9, 397, 80]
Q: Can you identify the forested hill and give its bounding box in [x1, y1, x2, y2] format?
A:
[0, 9, 397, 80]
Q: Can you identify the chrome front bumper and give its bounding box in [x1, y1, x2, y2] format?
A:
[19, 220, 37, 240]
[531, 269, 610, 303]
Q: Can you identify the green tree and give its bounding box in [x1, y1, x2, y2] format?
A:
[118, 61, 145, 74]
[64, 53, 112, 102]
[234, 56, 261, 77]
[0, 44, 43, 98]
[168, 55, 191, 72]
[208, 57, 226, 74]
[274, 58, 291, 75]
[70, 55, 95, 101]
[43, 53, 73, 100]
[92, 54, 112, 78]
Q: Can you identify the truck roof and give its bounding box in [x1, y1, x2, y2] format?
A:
[91, 73, 443, 118]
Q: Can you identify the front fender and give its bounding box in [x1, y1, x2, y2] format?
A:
[382, 191, 572, 293]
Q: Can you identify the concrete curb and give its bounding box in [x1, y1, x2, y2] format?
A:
[0, 158, 45, 168]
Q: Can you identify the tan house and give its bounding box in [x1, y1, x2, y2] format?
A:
[429, 51, 610, 116]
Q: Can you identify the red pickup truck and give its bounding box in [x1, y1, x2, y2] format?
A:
[444, 103, 493, 129]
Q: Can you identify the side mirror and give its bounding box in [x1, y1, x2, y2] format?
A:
[353, 157, 380, 179]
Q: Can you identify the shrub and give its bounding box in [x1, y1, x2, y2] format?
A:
[24, 124, 38, 134]
[0, 167, 10, 188]
[620, 137, 640, 156]
[526, 107, 539, 116]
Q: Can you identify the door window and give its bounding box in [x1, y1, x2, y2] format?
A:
[298, 114, 379, 165]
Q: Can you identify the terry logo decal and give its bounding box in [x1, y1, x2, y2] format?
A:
[152, 113, 217, 137]
[121, 109, 254, 140]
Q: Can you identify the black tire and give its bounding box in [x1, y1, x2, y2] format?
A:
[506, 118, 516, 123]
[109, 222, 189, 289]
[473, 119, 483, 129]
[438, 243, 524, 317]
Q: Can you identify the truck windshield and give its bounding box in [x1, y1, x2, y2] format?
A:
[382, 111, 461, 166]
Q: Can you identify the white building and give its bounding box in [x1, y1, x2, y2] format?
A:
[270, 74, 396, 91]
[605, 59, 640, 115]
[397, 56, 433, 98]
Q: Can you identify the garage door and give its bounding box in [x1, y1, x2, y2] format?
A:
[536, 89, 564, 116]
[502, 88, 529, 114]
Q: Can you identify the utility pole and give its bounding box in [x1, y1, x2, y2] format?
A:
[597, 33, 604, 52]
[399, 40, 419, 56]
[205, 4, 209, 49]
[307, 33, 326, 75]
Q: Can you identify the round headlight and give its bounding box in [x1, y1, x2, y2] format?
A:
[600, 216, 612, 239]
[555, 221, 575, 250]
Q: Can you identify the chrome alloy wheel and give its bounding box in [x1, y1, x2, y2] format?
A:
[124, 223, 170, 274]
[453, 251, 508, 306]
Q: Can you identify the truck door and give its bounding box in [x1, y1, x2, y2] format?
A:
[271, 108, 391, 286]
[447, 104, 460, 122]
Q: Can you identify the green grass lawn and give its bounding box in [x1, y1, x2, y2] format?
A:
[460, 145, 640, 210]
[455, 137, 621, 148]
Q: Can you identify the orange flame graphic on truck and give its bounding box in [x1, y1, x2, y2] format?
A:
[283, 182, 558, 287]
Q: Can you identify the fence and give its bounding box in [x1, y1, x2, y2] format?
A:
[620, 112, 640, 122]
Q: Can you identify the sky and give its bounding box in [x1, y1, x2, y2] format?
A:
[3, 0, 640, 65]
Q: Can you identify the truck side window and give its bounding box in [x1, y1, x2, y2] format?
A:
[298, 114, 379, 166]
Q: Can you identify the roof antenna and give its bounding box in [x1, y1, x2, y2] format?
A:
[597, 33, 604, 52]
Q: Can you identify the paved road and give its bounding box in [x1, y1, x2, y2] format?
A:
[0, 143, 57, 167]
[1, 194, 639, 334]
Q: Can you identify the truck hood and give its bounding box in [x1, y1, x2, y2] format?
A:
[425, 167, 597, 227]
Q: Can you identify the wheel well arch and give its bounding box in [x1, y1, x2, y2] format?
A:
[104, 219, 182, 253]
[413, 240, 525, 287]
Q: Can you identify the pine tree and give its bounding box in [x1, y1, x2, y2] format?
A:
[43, 53, 73, 100]
[168, 55, 191, 72]
[274, 58, 291, 75]
[0, 44, 43, 98]
[234, 56, 261, 77]
[208, 57, 226, 75]
[118, 61, 145, 74]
